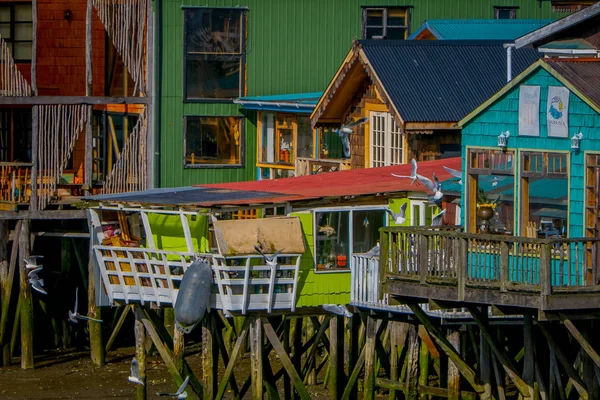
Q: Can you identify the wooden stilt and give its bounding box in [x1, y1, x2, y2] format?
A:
[348, 313, 360, 400]
[363, 315, 378, 400]
[523, 315, 535, 398]
[18, 219, 33, 369]
[306, 318, 316, 385]
[202, 314, 217, 399]
[163, 308, 175, 338]
[418, 338, 429, 400]
[405, 324, 419, 400]
[447, 329, 461, 400]
[250, 317, 264, 400]
[329, 315, 344, 399]
[88, 239, 104, 366]
[105, 305, 131, 352]
[0, 220, 18, 366]
[388, 322, 400, 400]
[173, 327, 184, 373]
[549, 347, 566, 400]
[216, 317, 250, 400]
[283, 319, 291, 400]
[480, 309, 493, 400]
[10, 294, 21, 359]
[213, 317, 240, 399]
[292, 317, 302, 400]
[300, 315, 331, 380]
[135, 308, 147, 400]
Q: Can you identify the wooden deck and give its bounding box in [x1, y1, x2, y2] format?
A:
[378, 227, 600, 312]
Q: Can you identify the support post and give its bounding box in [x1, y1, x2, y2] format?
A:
[447, 329, 461, 400]
[363, 315, 378, 400]
[283, 319, 291, 400]
[348, 313, 361, 400]
[292, 317, 302, 400]
[329, 315, 344, 399]
[30, 0, 38, 209]
[135, 309, 147, 400]
[388, 322, 400, 400]
[405, 324, 419, 400]
[84, 0, 93, 194]
[523, 315, 535, 398]
[480, 308, 493, 400]
[202, 314, 217, 399]
[418, 338, 430, 400]
[88, 239, 104, 366]
[306, 317, 316, 385]
[0, 220, 11, 366]
[18, 220, 33, 369]
[250, 317, 263, 400]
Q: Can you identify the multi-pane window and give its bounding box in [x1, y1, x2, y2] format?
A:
[370, 112, 404, 167]
[184, 8, 247, 100]
[494, 6, 518, 19]
[585, 154, 600, 238]
[184, 116, 243, 167]
[362, 7, 409, 40]
[0, 108, 32, 162]
[0, 3, 32, 62]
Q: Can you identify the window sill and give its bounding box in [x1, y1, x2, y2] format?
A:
[257, 162, 295, 170]
[184, 98, 236, 104]
[185, 164, 243, 169]
[314, 267, 350, 274]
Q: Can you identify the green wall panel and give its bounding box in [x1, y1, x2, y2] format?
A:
[159, 0, 563, 187]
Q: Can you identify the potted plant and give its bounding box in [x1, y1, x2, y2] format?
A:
[476, 188, 499, 232]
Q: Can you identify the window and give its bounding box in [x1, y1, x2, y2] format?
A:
[370, 112, 404, 167]
[585, 154, 600, 238]
[258, 113, 314, 169]
[184, 116, 243, 167]
[551, 1, 595, 13]
[0, 3, 32, 62]
[494, 6, 518, 19]
[0, 108, 32, 162]
[184, 8, 247, 100]
[362, 7, 409, 40]
[315, 208, 386, 271]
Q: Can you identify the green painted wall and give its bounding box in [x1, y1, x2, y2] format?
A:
[159, 0, 565, 187]
[461, 67, 600, 238]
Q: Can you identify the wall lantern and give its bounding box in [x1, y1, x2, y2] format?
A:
[497, 131, 510, 150]
[571, 132, 583, 151]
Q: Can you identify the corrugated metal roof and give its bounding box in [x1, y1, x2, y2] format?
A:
[234, 92, 323, 113]
[359, 40, 540, 122]
[546, 59, 600, 109]
[409, 19, 554, 41]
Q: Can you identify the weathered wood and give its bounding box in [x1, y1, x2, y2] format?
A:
[538, 322, 588, 400]
[479, 309, 493, 400]
[0, 96, 152, 105]
[292, 317, 302, 400]
[105, 305, 131, 352]
[405, 324, 419, 400]
[329, 315, 344, 399]
[389, 322, 400, 400]
[418, 339, 430, 400]
[376, 377, 406, 391]
[18, 220, 33, 369]
[363, 315, 378, 400]
[341, 342, 366, 400]
[173, 327, 184, 373]
[0, 220, 17, 366]
[135, 308, 147, 400]
[0, 210, 87, 220]
[491, 354, 506, 400]
[408, 304, 483, 393]
[306, 317, 316, 385]
[560, 315, 600, 369]
[447, 329, 461, 400]
[250, 317, 263, 400]
[300, 315, 331, 380]
[216, 318, 250, 400]
[202, 314, 217, 399]
[523, 315, 535, 399]
[549, 348, 566, 400]
[262, 317, 310, 400]
[283, 319, 291, 400]
[10, 295, 21, 358]
[88, 239, 104, 366]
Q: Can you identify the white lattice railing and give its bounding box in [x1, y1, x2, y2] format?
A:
[351, 253, 382, 305]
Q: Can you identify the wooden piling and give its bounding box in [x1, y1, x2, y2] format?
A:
[480, 310, 493, 400]
[363, 315, 378, 400]
[88, 240, 104, 366]
[306, 317, 316, 385]
[202, 314, 217, 399]
[447, 329, 460, 400]
[135, 309, 147, 400]
[0, 220, 15, 366]
[292, 317, 302, 400]
[250, 317, 263, 400]
[283, 318, 292, 400]
[405, 324, 419, 400]
[329, 315, 345, 399]
[418, 339, 429, 400]
[523, 315, 535, 399]
[18, 220, 33, 369]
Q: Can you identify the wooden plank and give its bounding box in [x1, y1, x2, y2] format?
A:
[341, 345, 366, 400]
[329, 315, 344, 399]
[376, 377, 406, 391]
[408, 304, 483, 393]
[447, 329, 461, 400]
[538, 322, 588, 400]
[560, 314, 600, 369]
[216, 318, 250, 400]
[135, 307, 147, 400]
[261, 317, 311, 400]
[87, 238, 104, 366]
[0, 96, 152, 105]
[418, 339, 430, 400]
[363, 315, 378, 400]
[405, 324, 419, 400]
[19, 220, 33, 369]
[202, 315, 217, 399]
[105, 305, 131, 352]
[250, 318, 263, 400]
[0, 210, 87, 220]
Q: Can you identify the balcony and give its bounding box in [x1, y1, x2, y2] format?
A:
[295, 157, 351, 176]
[0, 162, 32, 205]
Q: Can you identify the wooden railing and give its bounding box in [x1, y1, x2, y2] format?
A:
[295, 157, 351, 176]
[351, 254, 382, 305]
[0, 162, 32, 204]
[379, 227, 600, 307]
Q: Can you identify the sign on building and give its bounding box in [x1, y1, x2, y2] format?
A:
[518, 85, 540, 136]
[546, 86, 570, 138]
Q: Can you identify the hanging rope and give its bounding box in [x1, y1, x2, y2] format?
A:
[102, 107, 147, 194]
[37, 105, 87, 210]
[0, 34, 31, 96]
[92, 0, 148, 95]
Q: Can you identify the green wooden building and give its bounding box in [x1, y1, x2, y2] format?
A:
[156, 0, 575, 188]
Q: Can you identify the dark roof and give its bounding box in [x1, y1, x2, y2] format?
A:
[546, 59, 600, 108]
[359, 40, 540, 122]
[409, 19, 554, 41]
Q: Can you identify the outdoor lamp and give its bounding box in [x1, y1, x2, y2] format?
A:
[571, 132, 583, 151]
[497, 131, 510, 150]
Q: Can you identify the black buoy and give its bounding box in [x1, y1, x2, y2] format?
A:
[174, 258, 213, 334]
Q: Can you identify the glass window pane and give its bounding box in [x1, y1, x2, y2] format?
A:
[352, 210, 385, 253]
[524, 176, 567, 238]
[185, 8, 242, 54]
[276, 115, 294, 165]
[185, 116, 242, 166]
[366, 27, 383, 39]
[366, 10, 384, 26]
[386, 27, 406, 40]
[261, 113, 275, 163]
[315, 211, 350, 270]
[0, 24, 10, 40]
[387, 9, 406, 26]
[15, 23, 32, 41]
[15, 5, 32, 22]
[0, 7, 9, 23]
[186, 57, 240, 99]
[475, 174, 515, 234]
[13, 42, 31, 61]
[297, 116, 313, 158]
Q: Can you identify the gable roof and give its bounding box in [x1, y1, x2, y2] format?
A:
[409, 19, 554, 41]
[458, 58, 600, 128]
[515, 2, 600, 49]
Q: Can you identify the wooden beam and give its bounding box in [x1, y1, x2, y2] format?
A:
[407, 304, 484, 394]
[447, 329, 461, 400]
[250, 318, 263, 400]
[418, 339, 430, 400]
[135, 307, 147, 400]
[216, 318, 249, 400]
[341, 342, 366, 400]
[363, 315, 378, 400]
[329, 315, 345, 399]
[405, 324, 419, 400]
[262, 317, 311, 400]
[300, 315, 331, 379]
[0, 221, 19, 366]
[0, 210, 87, 220]
[538, 322, 589, 400]
[0, 96, 151, 105]
[202, 315, 217, 399]
[560, 314, 600, 369]
[105, 305, 131, 353]
[87, 238, 104, 366]
[523, 315, 535, 398]
[18, 220, 34, 369]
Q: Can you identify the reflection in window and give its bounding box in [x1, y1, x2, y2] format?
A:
[352, 210, 385, 253]
[362, 7, 409, 39]
[259, 113, 314, 167]
[184, 116, 242, 167]
[0, 108, 32, 162]
[0, 3, 32, 62]
[494, 6, 517, 19]
[184, 8, 246, 100]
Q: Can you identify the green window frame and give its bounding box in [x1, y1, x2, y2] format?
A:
[362, 7, 410, 40]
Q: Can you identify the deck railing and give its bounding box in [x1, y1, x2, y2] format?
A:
[351, 254, 382, 305]
[379, 227, 600, 304]
[295, 157, 351, 176]
[0, 162, 32, 203]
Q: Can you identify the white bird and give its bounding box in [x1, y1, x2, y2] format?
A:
[322, 304, 353, 318]
[431, 209, 447, 227]
[385, 203, 407, 225]
[337, 117, 368, 158]
[491, 176, 508, 187]
[443, 165, 462, 185]
[27, 265, 43, 276]
[364, 242, 380, 258]
[68, 287, 103, 323]
[24, 255, 43, 269]
[28, 271, 47, 295]
[128, 357, 145, 386]
[392, 158, 418, 185]
[157, 376, 189, 399]
[254, 245, 283, 268]
[417, 172, 443, 202]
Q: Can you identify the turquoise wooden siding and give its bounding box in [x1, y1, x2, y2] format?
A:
[461, 67, 600, 238]
[159, 0, 564, 187]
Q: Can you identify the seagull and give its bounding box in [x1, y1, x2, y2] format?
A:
[157, 376, 189, 399]
[128, 357, 144, 386]
[364, 242, 380, 258]
[443, 166, 462, 185]
[491, 176, 508, 187]
[385, 203, 407, 225]
[417, 172, 443, 203]
[27, 265, 43, 277]
[68, 287, 103, 323]
[392, 158, 418, 184]
[28, 271, 47, 295]
[431, 209, 447, 227]
[24, 255, 43, 269]
[337, 117, 368, 158]
[254, 245, 283, 268]
[322, 304, 353, 318]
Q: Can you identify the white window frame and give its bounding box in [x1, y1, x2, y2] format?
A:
[369, 111, 404, 167]
[410, 200, 427, 227]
